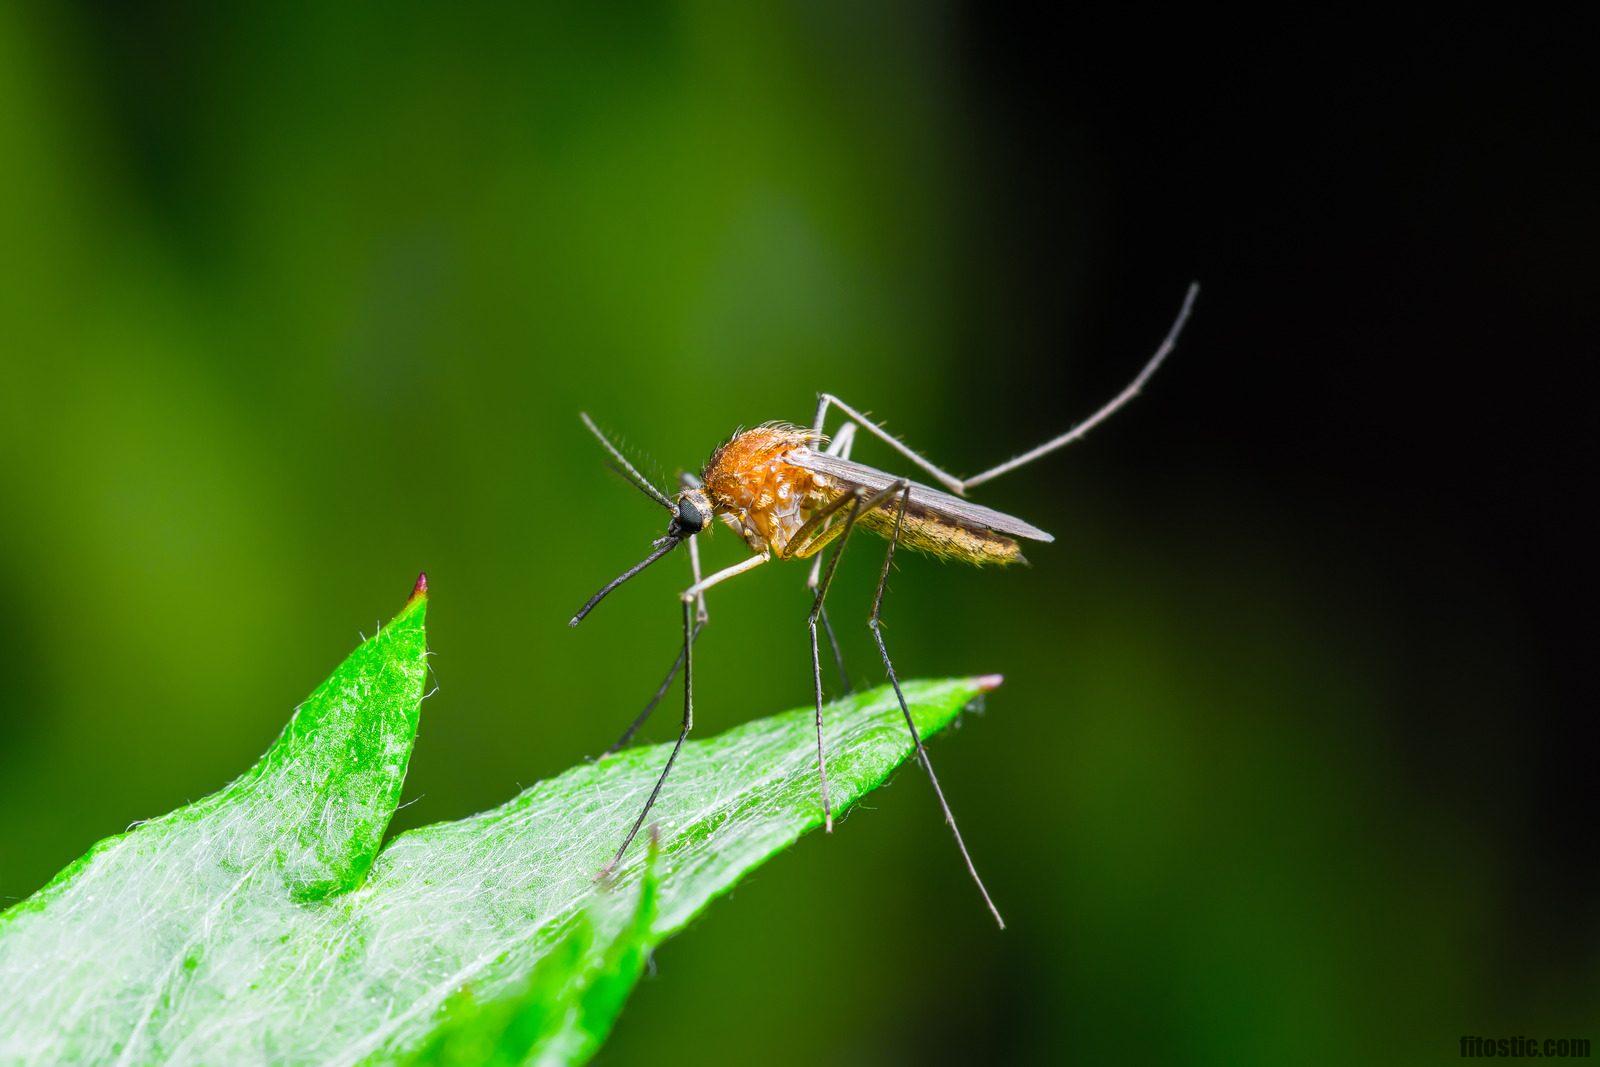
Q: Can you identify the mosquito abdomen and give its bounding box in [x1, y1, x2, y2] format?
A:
[858, 506, 1025, 565]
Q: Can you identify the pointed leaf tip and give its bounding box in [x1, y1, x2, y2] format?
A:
[409, 571, 428, 604]
[974, 673, 1004, 692]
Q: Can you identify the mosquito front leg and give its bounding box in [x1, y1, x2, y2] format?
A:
[602, 619, 701, 757]
[681, 471, 710, 624]
[687, 534, 709, 624]
[682, 551, 769, 602]
[868, 485, 1005, 929]
[601, 549, 769, 874]
[601, 598, 697, 880]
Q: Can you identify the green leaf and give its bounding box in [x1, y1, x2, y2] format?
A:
[0, 585, 995, 1066]
[400, 836, 663, 1067]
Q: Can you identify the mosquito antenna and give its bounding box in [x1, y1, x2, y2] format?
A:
[569, 537, 680, 626]
[580, 412, 674, 511]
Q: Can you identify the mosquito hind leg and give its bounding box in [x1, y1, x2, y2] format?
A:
[601, 597, 697, 879]
[815, 281, 1198, 497]
[961, 282, 1197, 490]
[814, 393, 968, 494]
[868, 485, 1006, 928]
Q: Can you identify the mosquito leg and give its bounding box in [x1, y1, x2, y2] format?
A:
[809, 570, 852, 695]
[804, 419, 858, 585]
[604, 531, 708, 755]
[961, 282, 1198, 489]
[824, 421, 858, 458]
[813, 394, 968, 495]
[604, 618, 704, 755]
[806, 493, 863, 831]
[816, 281, 1198, 497]
[868, 485, 1006, 929]
[601, 597, 696, 879]
[807, 421, 857, 692]
[785, 473, 891, 561]
[683, 551, 769, 601]
[687, 534, 709, 624]
[601, 552, 767, 873]
[802, 478, 909, 830]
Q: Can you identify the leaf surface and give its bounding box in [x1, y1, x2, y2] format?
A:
[0, 589, 994, 1066]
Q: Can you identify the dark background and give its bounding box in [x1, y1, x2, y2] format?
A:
[1, 4, 1594, 1063]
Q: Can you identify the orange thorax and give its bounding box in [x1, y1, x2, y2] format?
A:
[702, 426, 834, 555]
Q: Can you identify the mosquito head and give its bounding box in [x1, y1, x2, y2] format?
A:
[569, 485, 713, 627]
[668, 486, 711, 539]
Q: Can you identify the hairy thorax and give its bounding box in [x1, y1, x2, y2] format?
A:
[701, 425, 834, 556]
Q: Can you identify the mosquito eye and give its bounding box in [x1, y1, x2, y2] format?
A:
[675, 497, 705, 532]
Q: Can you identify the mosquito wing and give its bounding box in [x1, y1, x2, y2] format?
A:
[789, 447, 1055, 543]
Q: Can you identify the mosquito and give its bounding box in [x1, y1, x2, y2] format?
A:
[570, 283, 1199, 928]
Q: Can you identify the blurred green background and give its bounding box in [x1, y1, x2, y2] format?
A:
[2, 4, 1593, 1063]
